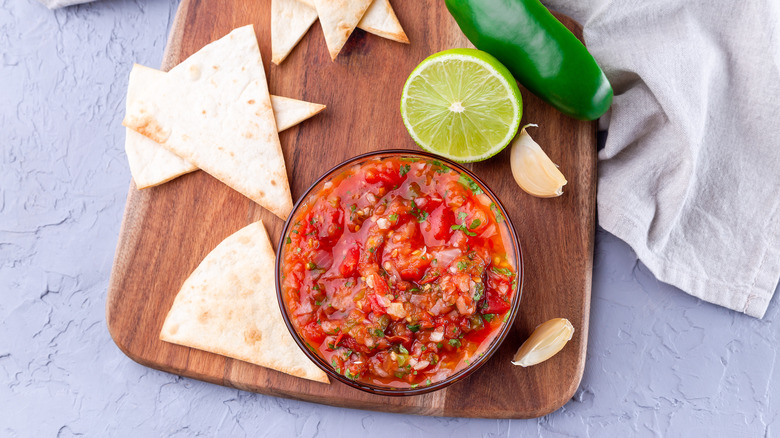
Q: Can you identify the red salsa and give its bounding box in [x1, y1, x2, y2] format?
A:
[281, 155, 517, 388]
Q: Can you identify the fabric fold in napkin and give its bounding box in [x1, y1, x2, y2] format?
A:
[543, 0, 780, 317]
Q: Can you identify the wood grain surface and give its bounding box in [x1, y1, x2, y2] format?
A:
[107, 0, 596, 419]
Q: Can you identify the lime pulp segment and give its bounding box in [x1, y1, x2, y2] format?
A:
[401, 50, 522, 162]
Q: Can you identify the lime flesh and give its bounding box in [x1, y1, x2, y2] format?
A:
[400, 49, 522, 163]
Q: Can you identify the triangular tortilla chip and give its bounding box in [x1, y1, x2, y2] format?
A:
[313, 0, 373, 60]
[273, 0, 408, 65]
[125, 92, 324, 190]
[358, 0, 408, 43]
[123, 26, 293, 219]
[125, 128, 197, 189]
[271, 0, 319, 65]
[270, 95, 326, 132]
[160, 221, 329, 384]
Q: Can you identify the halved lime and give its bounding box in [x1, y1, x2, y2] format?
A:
[400, 48, 522, 163]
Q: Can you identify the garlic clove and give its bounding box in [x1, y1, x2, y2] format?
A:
[510, 124, 567, 198]
[512, 318, 574, 367]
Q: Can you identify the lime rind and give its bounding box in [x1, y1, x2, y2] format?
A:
[400, 49, 522, 163]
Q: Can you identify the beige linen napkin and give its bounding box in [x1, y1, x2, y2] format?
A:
[544, 0, 780, 317]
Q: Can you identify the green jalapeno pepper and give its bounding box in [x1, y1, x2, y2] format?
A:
[445, 0, 613, 120]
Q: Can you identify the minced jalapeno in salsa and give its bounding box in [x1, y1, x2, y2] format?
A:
[281, 155, 517, 388]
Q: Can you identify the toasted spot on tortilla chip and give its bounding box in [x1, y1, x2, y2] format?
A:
[188, 65, 201, 80]
[245, 328, 262, 344]
[124, 111, 172, 144]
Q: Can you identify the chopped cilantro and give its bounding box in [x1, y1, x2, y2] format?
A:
[457, 174, 483, 195]
[345, 281, 353, 287]
[437, 343, 443, 349]
[312, 284, 321, 290]
[285, 236, 292, 244]
[457, 261, 469, 271]
[350, 204, 357, 212]
[296, 247, 302, 253]
[491, 266, 514, 277]
[490, 202, 505, 223]
[331, 359, 341, 374]
[425, 378, 432, 386]
[407, 324, 420, 332]
[310, 217, 318, 225]
[371, 328, 385, 337]
[306, 262, 317, 270]
[458, 211, 468, 220]
[410, 200, 428, 222]
[398, 345, 409, 354]
[389, 213, 398, 221]
[344, 369, 359, 380]
[411, 383, 419, 389]
[368, 247, 376, 253]
[473, 282, 485, 301]
[482, 313, 495, 322]
[465, 359, 470, 365]
[469, 219, 481, 229]
[431, 160, 450, 174]
[451, 223, 477, 237]
[315, 300, 322, 306]
[400, 164, 411, 177]
[448, 339, 462, 348]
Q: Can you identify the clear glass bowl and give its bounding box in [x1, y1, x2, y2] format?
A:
[275, 150, 523, 396]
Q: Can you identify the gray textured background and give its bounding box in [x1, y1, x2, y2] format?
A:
[2, 0, 779, 436]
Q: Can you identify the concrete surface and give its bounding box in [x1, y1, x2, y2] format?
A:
[2, 0, 779, 436]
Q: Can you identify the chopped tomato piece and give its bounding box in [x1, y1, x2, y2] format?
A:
[339, 246, 360, 277]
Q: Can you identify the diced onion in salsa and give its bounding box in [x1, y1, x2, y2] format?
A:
[281, 156, 517, 388]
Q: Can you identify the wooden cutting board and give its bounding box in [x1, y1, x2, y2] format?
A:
[107, 0, 596, 419]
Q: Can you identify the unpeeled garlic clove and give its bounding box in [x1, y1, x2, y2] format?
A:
[512, 318, 574, 367]
[509, 124, 567, 198]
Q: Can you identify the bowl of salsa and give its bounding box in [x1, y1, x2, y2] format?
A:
[276, 150, 523, 395]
